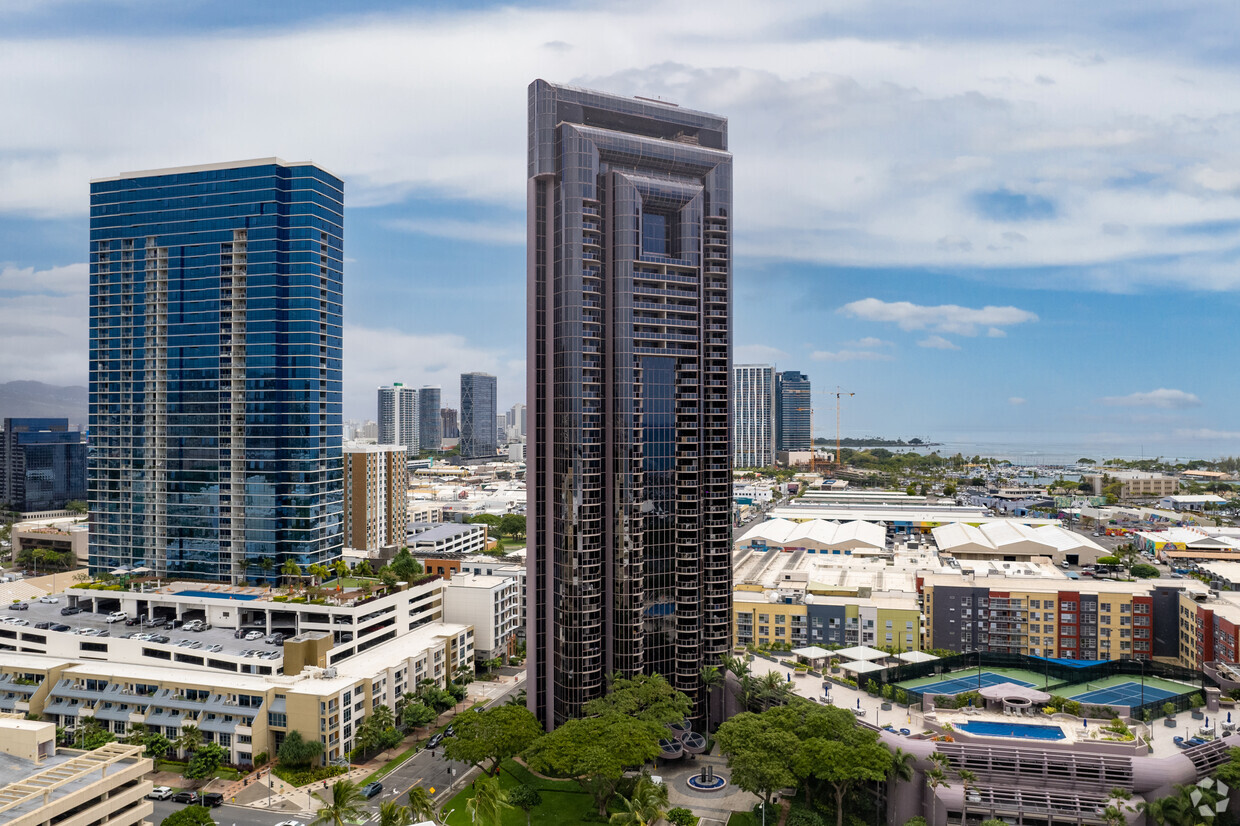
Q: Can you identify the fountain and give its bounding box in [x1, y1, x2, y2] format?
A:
[685, 763, 727, 792]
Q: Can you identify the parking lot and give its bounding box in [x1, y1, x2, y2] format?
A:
[2, 598, 290, 665]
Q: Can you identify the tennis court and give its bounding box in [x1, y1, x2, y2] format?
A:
[1069, 681, 1178, 706]
[911, 671, 1035, 696]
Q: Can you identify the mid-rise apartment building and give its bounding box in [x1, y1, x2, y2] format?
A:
[378, 384, 420, 455]
[343, 442, 408, 552]
[443, 572, 520, 661]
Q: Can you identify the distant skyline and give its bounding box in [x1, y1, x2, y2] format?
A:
[2, 1, 1239, 458]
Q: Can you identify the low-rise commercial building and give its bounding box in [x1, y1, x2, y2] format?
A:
[1086, 471, 1178, 499]
[408, 522, 486, 556]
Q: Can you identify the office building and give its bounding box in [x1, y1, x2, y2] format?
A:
[88, 158, 344, 581]
[441, 408, 460, 440]
[775, 370, 811, 451]
[343, 442, 408, 552]
[527, 80, 733, 727]
[0, 418, 86, 513]
[733, 364, 775, 467]
[378, 384, 420, 454]
[507, 403, 527, 438]
[418, 386, 441, 453]
[460, 372, 498, 460]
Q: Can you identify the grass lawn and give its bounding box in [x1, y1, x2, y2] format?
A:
[727, 813, 760, 826]
[440, 760, 599, 826]
[321, 577, 380, 589]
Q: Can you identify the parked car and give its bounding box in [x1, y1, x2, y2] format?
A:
[147, 786, 174, 800]
[106, 612, 127, 623]
[171, 791, 200, 804]
[244, 630, 264, 641]
[37, 596, 59, 604]
[202, 793, 223, 807]
[149, 634, 171, 643]
[427, 733, 444, 748]
[206, 644, 223, 653]
[50, 623, 70, 632]
[186, 641, 202, 649]
[182, 620, 203, 632]
[361, 782, 383, 799]
[445, 725, 455, 737]
[7, 602, 28, 611]
[143, 616, 166, 627]
[6, 618, 29, 626]
[33, 621, 54, 630]
[265, 633, 285, 645]
[59, 606, 82, 616]
[124, 617, 142, 626]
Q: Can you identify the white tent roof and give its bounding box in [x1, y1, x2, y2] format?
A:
[737, 518, 884, 551]
[842, 660, 887, 675]
[896, 650, 939, 664]
[834, 645, 889, 662]
[792, 646, 830, 659]
[933, 521, 1104, 556]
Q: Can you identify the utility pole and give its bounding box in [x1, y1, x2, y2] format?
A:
[828, 387, 855, 467]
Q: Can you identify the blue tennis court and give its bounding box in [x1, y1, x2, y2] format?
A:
[915, 671, 1034, 696]
[1069, 681, 1178, 706]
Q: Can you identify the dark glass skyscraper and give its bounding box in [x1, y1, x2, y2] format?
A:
[460, 372, 497, 460]
[418, 386, 441, 453]
[527, 80, 733, 728]
[776, 370, 812, 451]
[88, 158, 344, 581]
[0, 418, 86, 512]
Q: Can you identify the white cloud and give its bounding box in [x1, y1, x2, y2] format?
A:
[735, 344, 790, 364]
[986, 327, 1007, 338]
[840, 298, 1038, 336]
[0, 263, 88, 385]
[917, 335, 961, 350]
[1101, 388, 1202, 409]
[844, 337, 893, 349]
[810, 349, 893, 363]
[1173, 428, 1240, 441]
[1009, 396, 1027, 405]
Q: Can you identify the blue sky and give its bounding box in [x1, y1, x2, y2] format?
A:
[1, 0, 1239, 461]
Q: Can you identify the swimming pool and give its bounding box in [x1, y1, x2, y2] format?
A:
[957, 721, 1066, 741]
[174, 590, 260, 601]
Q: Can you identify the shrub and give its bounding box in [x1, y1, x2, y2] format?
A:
[666, 807, 697, 826]
[270, 764, 348, 787]
[159, 807, 216, 826]
[895, 689, 909, 705]
[787, 810, 826, 826]
[253, 751, 269, 767]
[1163, 702, 1176, 717]
[903, 818, 929, 826]
[881, 684, 895, 701]
[1190, 693, 1205, 708]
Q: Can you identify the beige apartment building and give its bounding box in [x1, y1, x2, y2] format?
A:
[344, 442, 409, 552]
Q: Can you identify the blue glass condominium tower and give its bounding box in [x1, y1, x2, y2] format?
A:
[460, 372, 497, 460]
[527, 80, 733, 728]
[88, 158, 344, 582]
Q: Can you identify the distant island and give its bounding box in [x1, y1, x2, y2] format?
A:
[812, 436, 941, 448]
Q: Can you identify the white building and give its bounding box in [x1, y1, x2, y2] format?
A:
[1160, 494, 1227, 512]
[408, 522, 487, 556]
[733, 364, 776, 467]
[443, 572, 520, 662]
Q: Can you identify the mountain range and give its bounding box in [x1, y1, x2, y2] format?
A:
[0, 381, 88, 426]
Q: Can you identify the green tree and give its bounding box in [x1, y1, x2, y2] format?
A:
[523, 714, 663, 816]
[311, 780, 367, 826]
[443, 704, 543, 776]
[144, 731, 173, 759]
[465, 773, 512, 826]
[378, 801, 412, 826]
[333, 558, 350, 580]
[278, 729, 325, 768]
[379, 567, 399, 589]
[583, 673, 692, 725]
[159, 806, 216, 826]
[280, 559, 302, 593]
[470, 514, 502, 530]
[65, 500, 87, 515]
[74, 717, 116, 750]
[184, 742, 228, 781]
[174, 724, 202, 757]
[406, 787, 436, 823]
[1131, 563, 1160, 579]
[355, 559, 374, 577]
[390, 549, 423, 583]
[308, 563, 331, 587]
[507, 785, 542, 826]
[700, 665, 723, 734]
[499, 513, 526, 540]
[402, 701, 437, 731]
[609, 774, 669, 826]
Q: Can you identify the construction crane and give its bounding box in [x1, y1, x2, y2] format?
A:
[828, 387, 855, 469]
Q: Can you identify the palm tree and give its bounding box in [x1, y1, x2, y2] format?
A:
[378, 800, 412, 826]
[1140, 795, 1188, 826]
[333, 558, 349, 583]
[700, 666, 722, 735]
[887, 747, 916, 786]
[309, 563, 331, 587]
[925, 753, 951, 792]
[312, 780, 367, 826]
[465, 774, 512, 826]
[609, 775, 669, 826]
[406, 787, 436, 824]
[281, 559, 302, 594]
[174, 724, 202, 757]
[506, 688, 528, 708]
[257, 556, 275, 584]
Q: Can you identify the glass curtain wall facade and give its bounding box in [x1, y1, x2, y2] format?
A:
[418, 387, 441, 453]
[460, 373, 498, 459]
[733, 364, 775, 467]
[775, 370, 812, 451]
[377, 384, 420, 455]
[88, 158, 344, 581]
[527, 80, 733, 728]
[0, 418, 87, 512]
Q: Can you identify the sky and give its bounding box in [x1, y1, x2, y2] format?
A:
[1, 0, 1239, 462]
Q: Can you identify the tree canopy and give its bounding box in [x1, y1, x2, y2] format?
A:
[582, 674, 692, 726]
[160, 807, 216, 826]
[278, 729, 324, 768]
[443, 704, 543, 775]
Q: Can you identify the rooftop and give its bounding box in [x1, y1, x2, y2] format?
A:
[0, 742, 146, 822]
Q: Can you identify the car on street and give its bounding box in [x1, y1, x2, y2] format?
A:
[244, 630, 264, 641]
[147, 786, 174, 800]
[171, 791, 200, 804]
[361, 782, 383, 799]
[37, 596, 58, 604]
[427, 733, 444, 748]
[106, 612, 128, 623]
[202, 793, 223, 807]
[7, 602, 28, 611]
[60, 606, 82, 616]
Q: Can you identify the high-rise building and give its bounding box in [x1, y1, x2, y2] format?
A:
[378, 383, 419, 454]
[460, 373, 498, 460]
[88, 158, 344, 581]
[733, 364, 775, 467]
[343, 442, 408, 552]
[418, 387, 441, 453]
[441, 408, 460, 440]
[775, 370, 812, 451]
[527, 80, 733, 728]
[508, 403, 527, 438]
[0, 418, 87, 513]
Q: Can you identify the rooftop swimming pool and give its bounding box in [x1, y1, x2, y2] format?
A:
[174, 590, 260, 601]
[957, 720, 1066, 741]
